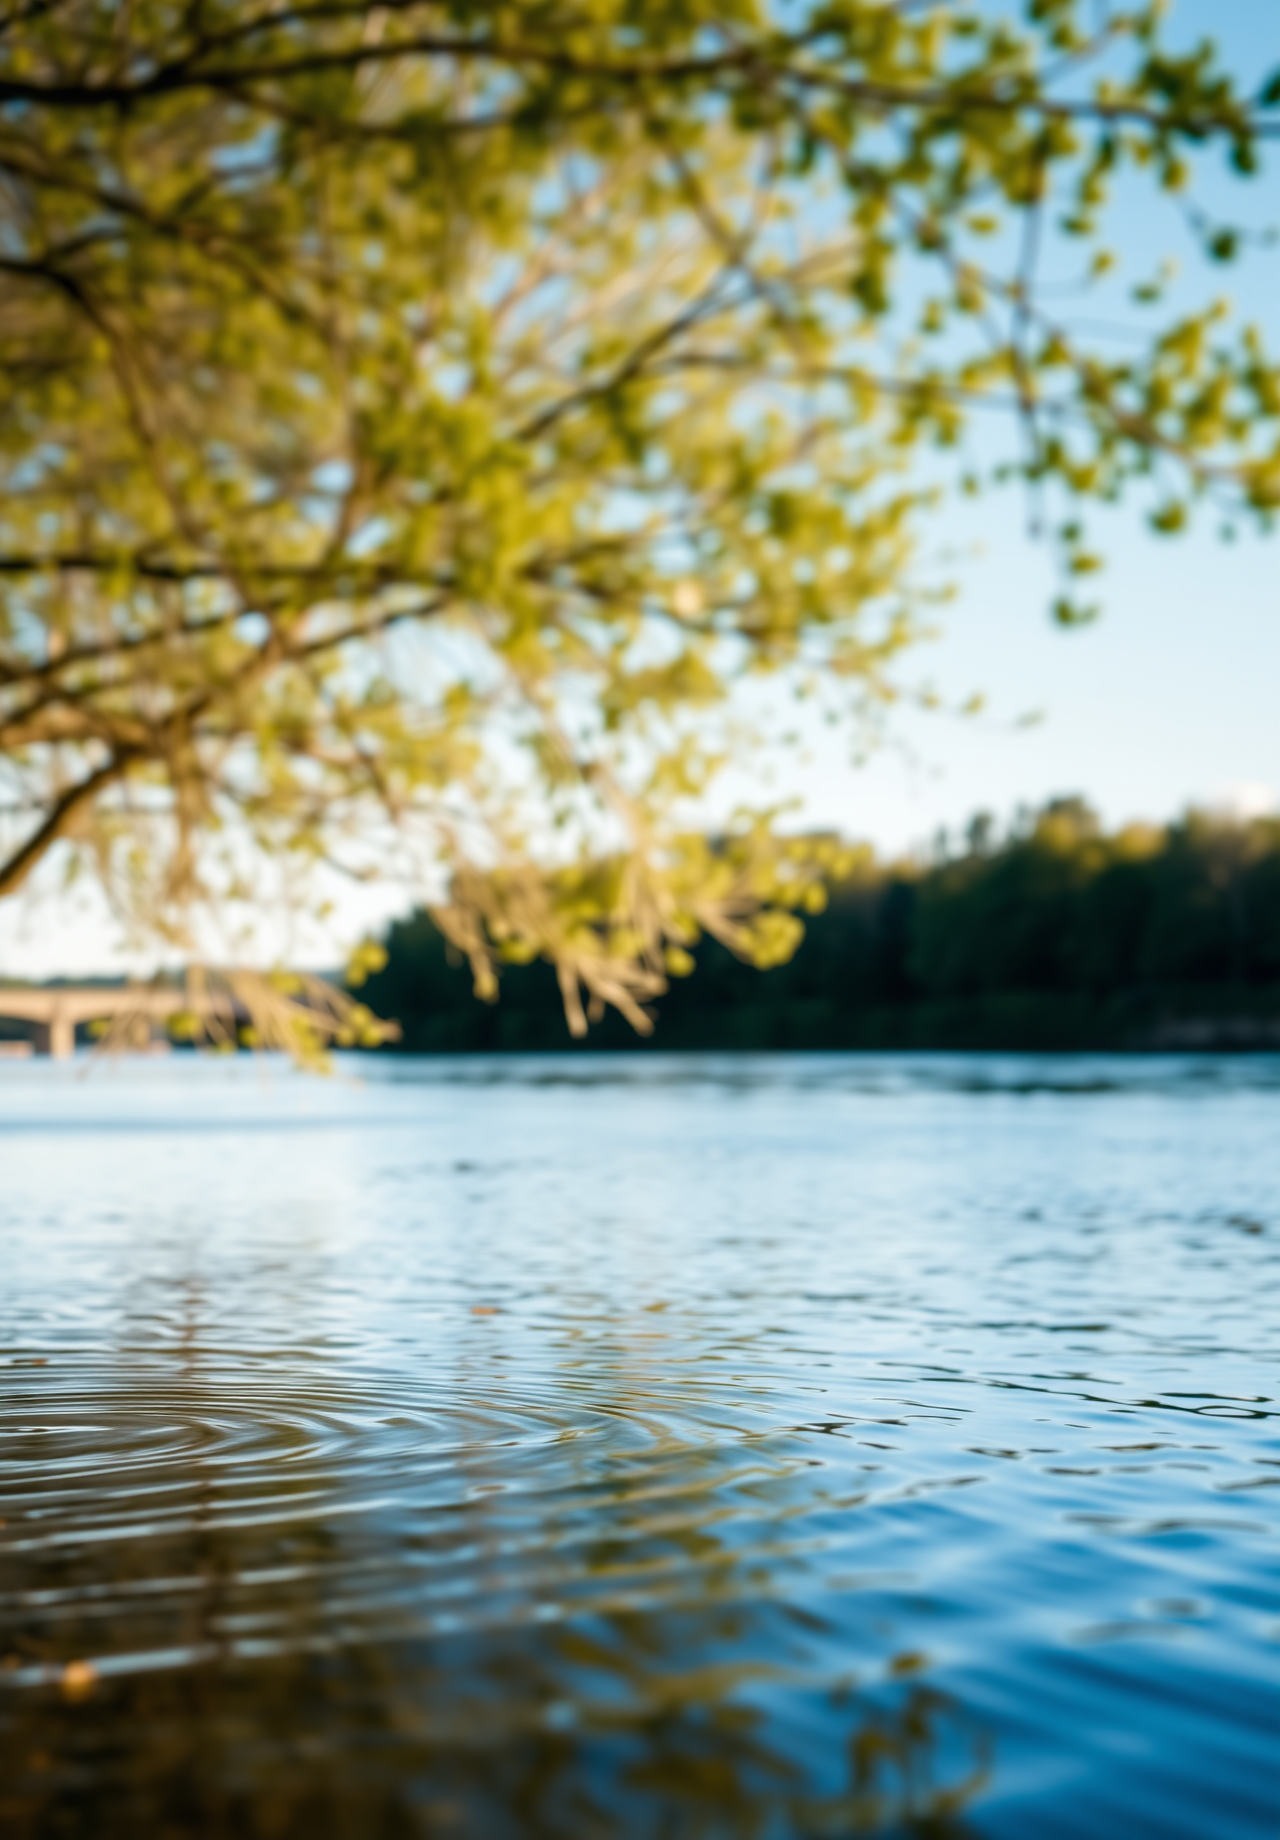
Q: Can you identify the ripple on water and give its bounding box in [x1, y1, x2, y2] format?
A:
[1, 1053, 1278, 1838]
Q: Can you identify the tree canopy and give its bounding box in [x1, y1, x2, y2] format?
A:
[1, 1, 1277, 1032]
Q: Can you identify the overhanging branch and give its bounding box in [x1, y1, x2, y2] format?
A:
[0, 751, 135, 900]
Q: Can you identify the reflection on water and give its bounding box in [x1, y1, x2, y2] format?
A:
[1, 1054, 1277, 1837]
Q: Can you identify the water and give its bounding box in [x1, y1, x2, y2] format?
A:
[1, 1053, 1277, 1838]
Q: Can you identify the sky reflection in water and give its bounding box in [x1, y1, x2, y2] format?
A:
[1, 1053, 1277, 1837]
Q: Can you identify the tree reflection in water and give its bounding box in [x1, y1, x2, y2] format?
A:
[2, 1640, 986, 1837]
[0, 1345, 990, 1838]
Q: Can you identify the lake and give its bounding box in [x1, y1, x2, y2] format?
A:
[1, 1053, 1277, 1837]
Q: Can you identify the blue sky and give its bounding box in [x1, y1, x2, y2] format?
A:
[737, 487, 1279, 858]
[0, 0, 1276, 977]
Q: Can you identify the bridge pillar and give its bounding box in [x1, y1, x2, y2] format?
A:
[31, 1012, 75, 1058]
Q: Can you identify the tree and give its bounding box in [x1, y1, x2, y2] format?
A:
[1, 1, 1277, 1034]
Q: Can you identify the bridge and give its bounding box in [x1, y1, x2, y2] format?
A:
[0, 974, 391, 1059]
[0, 985, 198, 1058]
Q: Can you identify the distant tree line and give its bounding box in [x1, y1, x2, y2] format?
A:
[360, 802, 1280, 1052]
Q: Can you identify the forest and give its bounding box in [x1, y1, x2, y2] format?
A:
[360, 801, 1280, 1053]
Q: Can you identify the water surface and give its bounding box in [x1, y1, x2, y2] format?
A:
[2, 1053, 1277, 1837]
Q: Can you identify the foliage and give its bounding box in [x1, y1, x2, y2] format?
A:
[153, 964, 398, 1062]
[361, 803, 1280, 1050]
[1, 2, 1277, 1027]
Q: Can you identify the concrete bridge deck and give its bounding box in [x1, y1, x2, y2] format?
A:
[0, 986, 206, 1058]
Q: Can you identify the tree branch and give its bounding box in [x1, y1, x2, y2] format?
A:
[0, 23, 1274, 144]
[0, 750, 135, 899]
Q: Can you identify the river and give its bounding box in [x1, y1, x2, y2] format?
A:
[2, 1053, 1277, 1837]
